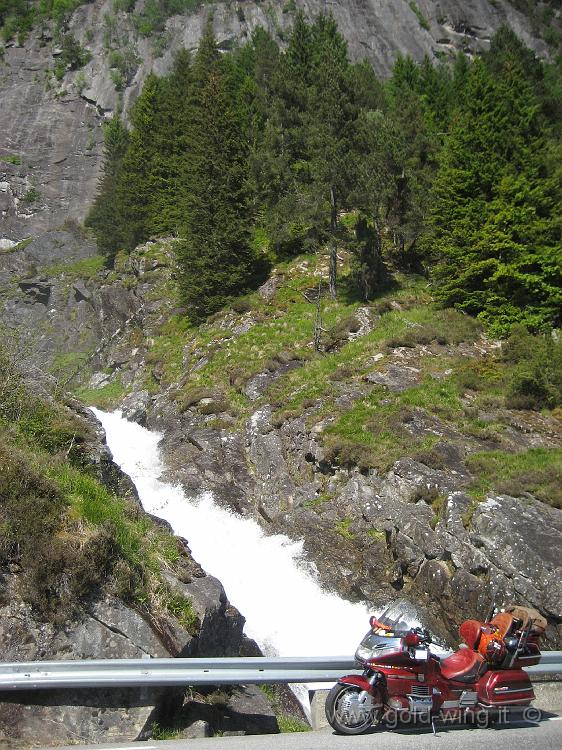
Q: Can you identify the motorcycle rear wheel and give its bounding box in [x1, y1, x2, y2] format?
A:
[325, 683, 382, 735]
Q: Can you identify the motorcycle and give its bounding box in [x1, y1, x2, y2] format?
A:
[325, 604, 545, 735]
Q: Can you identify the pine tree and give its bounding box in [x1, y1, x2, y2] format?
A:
[85, 115, 129, 261]
[114, 73, 163, 250]
[175, 26, 258, 322]
[148, 49, 193, 235]
[424, 49, 561, 333]
[305, 14, 357, 294]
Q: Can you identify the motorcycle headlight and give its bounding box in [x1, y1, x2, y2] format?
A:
[355, 646, 374, 662]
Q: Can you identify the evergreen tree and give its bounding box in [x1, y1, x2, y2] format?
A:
[148, 49, 193, 235]
[306, 13, 357, 295]
[175, 26, 259, 321]
[114, 73, 163, 250]
[424, 52, 561, 333]
[85, 115, 129, 261]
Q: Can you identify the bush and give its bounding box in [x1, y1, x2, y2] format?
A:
[230, 297, 254, 314]
[108, 47, 140, 87]
[389, 309, 482, 348]
[467, 447, 562, 509]
[502, 325, 562, 410]
[0, 441, 65, 566]
[54, 33, 91, 81]
[0, 442, 118, 620]
[22, 187, 41, 203]
[323, 315, 361, 351]
[323, 437, 375, 471]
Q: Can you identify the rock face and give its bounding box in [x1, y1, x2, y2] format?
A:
[0, 574, 247, 747]
[2, 236, 561, 653]
[0, 0, 550, 242]
[0, 402, 272, 748]
[0, 227, 139, 372]
[3, 236, 561, 651]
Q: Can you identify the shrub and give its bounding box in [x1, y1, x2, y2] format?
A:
[409, 1, 430, 30]
[323, 437, 375, 471]
[108, 47, 140, 87]
[54, 33, 91, 80]
[22, 187, 41, 203]
[323, 315, 361, 351]
[230, 297, 254, 314]
[389, 309, 482, 348]
[0, 441, 65, 565]
[467, 447, 562, 509]
[502, 325, 562, 410]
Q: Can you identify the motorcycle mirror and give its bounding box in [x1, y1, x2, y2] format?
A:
[404, 631, 420, 647]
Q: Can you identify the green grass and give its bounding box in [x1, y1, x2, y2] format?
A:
[1, 336, 197, 625]
[42, 255, 106, 280]
[45, 460, 199, 615]
[278, 716, 311, 733]
[334, 517, 355, 539]
[75, 379, 127, 409]
[467, 447, 562, 509]
[322, 377, 460, 472]
[106, 248, 560, 514]
[259, 685, 311, 733]
[409, 1, 430, 30]
[156, 584, 199, 634]
[146, 315, 192, 384]
[51, 351, 90, 380]
[151, 723, 183, 741]
[48, 462, 151, 569]
[22, 187, 41, 203]
[0, 154, 21, 165]
[12, 237, 33, 251]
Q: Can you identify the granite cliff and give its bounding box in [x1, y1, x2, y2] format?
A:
[0, 0, 554, 243]
[2, 232, 559, 655]
[1, 2, 561, 745]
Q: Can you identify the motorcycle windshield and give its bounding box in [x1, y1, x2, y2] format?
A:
[373, 604, 420, 634]
[354, 603, 424, 663]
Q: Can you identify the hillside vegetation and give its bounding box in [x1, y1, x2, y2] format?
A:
[0, 330, 198, 630]
[71, 238, 561, 511]
[79, 13, 561, 510]
[87, 14, 561, 334]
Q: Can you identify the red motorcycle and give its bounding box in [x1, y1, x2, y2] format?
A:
[325, 604, 545, 734]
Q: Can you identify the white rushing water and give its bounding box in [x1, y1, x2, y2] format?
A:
[92, 409, 372, 667]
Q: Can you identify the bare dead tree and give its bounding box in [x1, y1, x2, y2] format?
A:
[329, 186, 338, 299]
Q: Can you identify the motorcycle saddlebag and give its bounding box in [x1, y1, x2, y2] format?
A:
[478, 669, 535, 707]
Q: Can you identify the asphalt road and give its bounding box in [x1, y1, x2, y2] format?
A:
[43, 713, 562, 750]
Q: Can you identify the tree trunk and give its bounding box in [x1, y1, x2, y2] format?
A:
[329, 186, 337, 300]
[313, 280, 323, 351]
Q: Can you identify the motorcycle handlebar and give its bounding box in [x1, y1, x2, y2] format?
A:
[413, 626, 432, 644]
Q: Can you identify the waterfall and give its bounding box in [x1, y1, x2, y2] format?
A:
[92, 409, 373, 714]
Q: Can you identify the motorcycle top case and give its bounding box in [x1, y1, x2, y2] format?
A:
[511, 638, 542, 668]
[478, 669, 535, 707]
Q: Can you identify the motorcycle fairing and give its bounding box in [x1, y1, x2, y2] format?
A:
[336, 674, 375, 691]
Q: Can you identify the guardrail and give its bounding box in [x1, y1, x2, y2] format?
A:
[0, 653, 560, 691]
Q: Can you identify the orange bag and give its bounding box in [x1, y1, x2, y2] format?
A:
[478, 624, 505, 664]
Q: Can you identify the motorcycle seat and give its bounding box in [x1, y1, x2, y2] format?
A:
[439, 648, 486, 683]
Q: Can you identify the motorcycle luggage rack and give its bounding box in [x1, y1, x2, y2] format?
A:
[508, 619, 533, 668]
